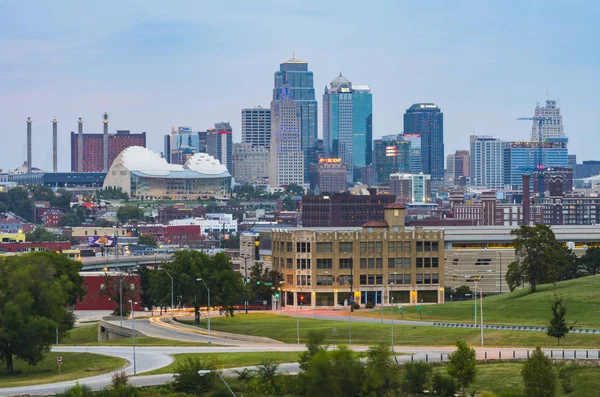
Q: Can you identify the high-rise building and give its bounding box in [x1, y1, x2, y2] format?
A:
[531, 100, 564, 141]
[309, 158, 348, 193]
[242, 106, 271, 148]
[390, 173, 431, 203]
[373, 134, 410, 185]
[206, 122, 233, 173]
[404, 103, 444, 184]
[232, 143, 269, 184]
[575, 160, 600, 179]
[270, 57, 318, 186]
[71, 130, 146, 172]
[503, 139, 569, 190]
[401, 133, 422, 174]
[470, 136, 505, 189]
[164, 126, 204, 165]
[322, 73, 372, 182]
[568, 154, 577, 170]
[446, 150, 470, 186]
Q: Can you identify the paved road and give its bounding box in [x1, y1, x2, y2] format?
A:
[2, 345, 596, 396]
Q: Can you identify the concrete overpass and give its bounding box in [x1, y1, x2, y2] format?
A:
[80, 254, 173, 271]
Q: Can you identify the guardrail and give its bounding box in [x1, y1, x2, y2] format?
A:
[433, 322, 600, 334]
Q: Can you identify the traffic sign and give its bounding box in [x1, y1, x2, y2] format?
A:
[264, 282, 273, 286]
[397, 306, 403, 313]
[417, 305, 422, 311]
[57, 356, 62, 365]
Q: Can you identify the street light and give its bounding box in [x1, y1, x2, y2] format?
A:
[196, 278, 211, 344]
[128, 300, 137, 375]
[198, 370, 236, 396]
[465, 270, 491, 346]
[241, 255, 250, 314]
[159, 266, 174, 318]
[344, 279, 352, 345]
[390, 286, 395, 353]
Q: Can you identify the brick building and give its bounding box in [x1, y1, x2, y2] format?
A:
[156, 204, 207, 224]
[71, 130, 146, 172]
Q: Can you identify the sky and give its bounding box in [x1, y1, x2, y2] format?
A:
[0, 0, 599, 173]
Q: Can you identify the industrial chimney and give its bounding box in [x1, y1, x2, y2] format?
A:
[77, 117, 83, 172]
[103, 111, 109, 172]
[26, 117, 32, 173]
[52, 117, 58, 173]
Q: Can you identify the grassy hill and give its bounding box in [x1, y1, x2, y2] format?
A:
[365, 275, 600, 328]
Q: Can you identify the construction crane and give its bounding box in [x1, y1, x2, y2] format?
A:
[516, 116, 551, 196]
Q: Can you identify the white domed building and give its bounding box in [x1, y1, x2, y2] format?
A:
[103, 147, 231, 200]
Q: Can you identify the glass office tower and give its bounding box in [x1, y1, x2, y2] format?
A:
[404, 103, 444, 185]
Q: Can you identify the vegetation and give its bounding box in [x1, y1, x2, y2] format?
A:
[117, 204, 145, 223]
[580, 247, 600, 275]
[138, 234, 157, 247]
[0, 352, 125, 388]
[547, 296, 570, 346]
[149, 251, 243, 324]
[234, 184, 282, 200]
[99, 271, 138, 317]
[247, 262, 283, 304]
[96, 186, 129, 201]
[0, 252, 85, 374]
[521, 347, 557, 397]
[507, 224, 565, 293]
[447, 341, 477, 396]
[26, 226, 79, 245]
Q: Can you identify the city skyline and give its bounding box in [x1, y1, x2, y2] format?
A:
[0, 1, 598, 173]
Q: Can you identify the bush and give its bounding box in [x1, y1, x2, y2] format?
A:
[56, 382, 93, 397]
[557, 364, 574, 394]
[431, 373, 457, 396]
[172, 356, 216, 394]
[365, 301, 375, 309]
[403, 361, 432, 393]
[351, 302, 361, 310]
[111, 370, 130, 389]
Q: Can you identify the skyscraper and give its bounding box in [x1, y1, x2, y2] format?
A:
[373, 134, 410, 185]
[206, 122, 233, 173]
[469, 136, 504, 189]
[164, 126, 203, 165]
[446, 150, 470, 186]
[403, 103, 444, 185]
[503, 139, 569, 189]
[322, 73, 372, 181]
[531, 100, 564, 141]
[71, 130, 146, 172]
[242, 106, 271, 148]
[270, 57, 318, 186]
[401, 133, 422, 174]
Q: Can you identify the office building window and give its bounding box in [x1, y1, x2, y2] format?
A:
[316, 242, 332, 253]
[339, 258, 353, 269]
[296, 258, 311, 270]
[404, 274, 411, 284]
[432, 257, 439, 268]
[339, 242, 353, 252]
[416, 274, 423, 284]
[317, 275, 333, 286]
[416, 258, 423, 268]
[316, 258, 333, 269]
[286, 258, 293, 269]
[376, 258, 383, 268]
[296, 242, 311, 253]
[360, 258, 367, 269]
[433, 273, 439, 284]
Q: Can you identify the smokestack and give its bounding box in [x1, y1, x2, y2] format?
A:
[522, 174, 530, 226]
[77, 117, 83, 172]
[52, 117, 58, 173]
[26, 117, 32, 173]
[103, 111, 109, 172]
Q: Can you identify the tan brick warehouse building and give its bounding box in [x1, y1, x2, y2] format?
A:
[271, 204, 445, 308]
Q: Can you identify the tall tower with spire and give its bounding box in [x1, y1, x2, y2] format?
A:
[269, 56, 318, 187]
[323, 73, 372, 182]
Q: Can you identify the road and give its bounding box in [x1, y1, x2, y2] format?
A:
[279, 308, 435, 327]
[2, 345, 596, 396]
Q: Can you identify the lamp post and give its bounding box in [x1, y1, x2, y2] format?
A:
[466, 271, 491, 346]
[390, 291, 395, 353]
[198, 370, 236, 396]
[128, 300, 137, 375]
[499, 251, 503, 294]
[242, 256, 249, 314]
[344, 279, 352, 345]
[196, 278, 211, 344]
[159, 266, 174, 318]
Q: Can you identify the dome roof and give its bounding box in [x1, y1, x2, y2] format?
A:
[330, 73, 351, 90]
[184, 153, 229, 175]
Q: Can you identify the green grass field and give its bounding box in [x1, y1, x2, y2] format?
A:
[61, 324, 211, 346]
[194, 313, 600, 348]
[141, 351, 308, 375]
[363, 275, 600, 328]
[0, 352, 126, 388]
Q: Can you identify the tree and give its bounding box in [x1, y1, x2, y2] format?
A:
[98, 271, 137, 317]
[547, 296, 570, 346]
[506, 224, 564, 293]
[521, 347, 557, 397]
[403, 361, 432, 394]
[298, 331, 328, 371]
[300, 346, 365, 397]
[285, 183, 304, 196]
[60, 212, 82, 227]
[138, 234, 157, 247]
[248, 262, 282, 303]
[557, 246, 581, 281]
[580, 246, 600, 275]
[172, 356, 216, 394]
[364, 343, 401, 395]
[447, 340, 477, 397]
[95, 218, 116, 228]
[136, 265, 155, 311]
[116, 205, 144, 223]
[0, 252, 85, 374]
[282, 196, 295, 211]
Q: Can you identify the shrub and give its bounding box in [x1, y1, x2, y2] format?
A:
[351, 302, 361, 310]
[111, 370, 130, 389]
[365, 301, 375, 309]
[403, 361, 432, 393]
[56, 382, 93, 397]
[557, 363, 574, 394]
[172, 356, 216, 394]
[431, 373, 457, 396]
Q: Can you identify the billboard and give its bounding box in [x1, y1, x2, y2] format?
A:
[88, 235, 115, 247]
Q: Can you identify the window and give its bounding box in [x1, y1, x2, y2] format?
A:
[339, 275, 352, 286]
[432, 242, 439, 252]
[404, 274, 411, 284]
[296, 242, 311, 253]
[360, 275, 377, 285]
[432, 273, 439, 284]
[375, 242, 383, 253]
[424, 274, 431, 284]
[416, 241, 423, 252]
[360, 242, 367, 253]
[388, 258, 396, 268]
[296, 258, 311, 269]
[360, 258, 367, 269]
[339, 242, 353, 252]
[388, 241, 395, 252]
[432, 257, 439, 268]
[339, 258, 353, 269]
[376, 258, 383, 268]
[404, 258, 411, 268]
[316, 258, 333, 269]
[424, 258, 431, 268]
[296, 274, 312, 286]
[316, 242, 332, 253]
[286, 242, 292, 252]
[360, 275, 368, 285]
[317, 275, 333, 286]
[403, 242, 411, 252]
[416, 274, 423, 285]
[375, 274, 383, 285]
[416, 258, 423, 268]
[368, 242, 375, 252]
[286, 258, 293, 268]
[368, 258, 375, 269]
[287, 274, 293, 285]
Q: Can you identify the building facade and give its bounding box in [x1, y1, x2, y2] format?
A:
[242, 107, 271, 149]
[470, 136, 505, 189]
[232, 143, 270, 184]
[390, 173, 431, 203]
[503, 140, 569, 190]
[270, 57, 318, 185]
[163, 127, 204, 165]
[272, 205, 445, 307]
[373, 135, 410, 185]
[309, 158, 348, 194]
[402, 133, 422, 174]
[446, 150, 470, 186]
[301, 192, 396, 227]
[71, 130, 146, 172]
[531, 100, 564, 141]
[322, 74, 372, 182]
[404, 104, 444, 185]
